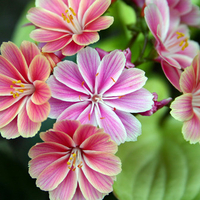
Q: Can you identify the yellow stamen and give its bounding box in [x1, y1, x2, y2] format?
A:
[10, 85, 13, 88]
[67, 161, 71, 165]
[69, 7, 76, 16]
[18, 89, 24, 93]
[176, 32, 185, 39]
[95, 73, 99, 77]
[111, 77, 116, 82]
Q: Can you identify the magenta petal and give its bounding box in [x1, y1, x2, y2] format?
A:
[77, 0, 95, 19]
[26, 99, 50, 122]
[54, 60, 87, 94]
[83, 151, 121, 175]
[53, 120, 81, 139]
[29, 152, 66, 178]
[0, 96, 23, 111]
[62, 40, 84, 56]
[85, 16, 114, 31]
[0, 117, 20, 139]
[170, 93, 193, 121]
[104, 88, 153, 113]
[77, 47, 100, 92]
[95, 103, 127, 144]
[104, 68, 147, 96]
[20, 41, 40, 66]
[72, 184, 85, 200]
[79, 169, 103, 200]
[82, 163, 114, 193]
[40, 130, 75, 147]
[31, 80, 51, 105]
[115, 110, 141, 142]
[73, 32, 99, 46]
[174, 0, 192, 15]
[18, 105, 41, 137]
[1, 42, 29, 80]
[48, 98, 74, 118]
[36, 155, 69, 190]
[96, 50, 126, 94]
[49, 170, 77, 200]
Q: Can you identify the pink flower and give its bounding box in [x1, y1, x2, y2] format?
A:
[27, 0, 114, 56]
[0, 41, 51, 139]
[144, 0, 199, 90]
[47, 47, 153, 144]
[28, 119, 121, 200]
[170, 52, 200, 143]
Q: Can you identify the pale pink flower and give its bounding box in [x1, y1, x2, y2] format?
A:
[144, 0, 199, 90]
[27, 0, 114, 56]
[47, 47, 153, 144]
[170, 52, 200, 143]
[28, 119, 121, 200]
[0, 41, 51, 139]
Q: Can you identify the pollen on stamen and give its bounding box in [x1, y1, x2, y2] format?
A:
[69, 7, 76, 16]
[176, 32, 185, 39]
[10, 85, 13, 88]
[111, 77, 116, 82]
[100, 117, 105, 119]
[118, 95, 125, 99]
[88, 113, 91, 121]
[95, 73, 99, 77]
[81, 81, 85, 86]
[113, 107, 116, 111]
[67, 161, 71, 165]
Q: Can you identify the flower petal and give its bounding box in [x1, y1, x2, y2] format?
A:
[170, 93, 193, 121]
[26, 99, 50, 122]
[61, 40, 84, 56]
[95, 103, 127, 144]
[77, 47, 100, 92]
[18, 105, 41, 137]
[73, 32, 99, 46]
[96, 50, 126, 94]
[0, 95, 23, 111]
[115, 110, 142, 142]
[104, 68, 147, 96]
[31, 80, 51, 105]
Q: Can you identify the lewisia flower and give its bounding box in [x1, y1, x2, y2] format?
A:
[170, 52, 200, 143]
[47, 47, 153, 144]
[0, 41, 51, 139]
[27, 0, 114, 56]
[144, 0, 199, 90]
[28, 119, 121, 200]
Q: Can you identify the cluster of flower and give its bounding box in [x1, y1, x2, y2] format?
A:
[0, 0, 199, 199]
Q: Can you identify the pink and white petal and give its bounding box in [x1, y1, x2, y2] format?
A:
[0, 117, 20, 139]
[31, 81, 51, 105]
[182, 113, 200, 144]
[61, 41, 84, 56]
[28, 142, 69, 159]
[191, 53, 200, 85]
[104, 88, 153, 113]
[36, 0, 68, 15]
[30, 29, 70, 42]
[20, 41, 40, 66]
[0, 97, 26, 128]
[26, 99, 50, 122]
[73, 32, 99, 46]
[36, 155, 69, 190]
[27, 7, 70, 32]
[96, 50, 126, 94]
[83, 151, 121, 175]
[48, 98, 74, 118]
[18, 105, 41, 137]
[174, 0, 192, 15]
[179, 65, 195, 93]
[72, 184, 86, 200]
[161, 60, 182, 91]
[166, 0, 179, 7]
[0, 55, 27, 81]
[40, 130, 76, 147]
[1, 42, 29, 80]
[170, 93, 193, 121]
[73, 124, 98, 146]
[28, 55, 50, 82]
[180, 40, 199, 59]
[80, 132, 118, 154]
[115, 110, 141, 142]
[82, 163, 114, 193]
[78, 169, 104, 200]
[54, 60, 88, 94]
[57, 102, 90, 121]
[68, 0, 82, 14]
[95, 103, 127, 144]
[77, 47, 100, 92]
[104, 68, 147, 97]
[85, 16, 114, 31]
[47, 76, 88, 102]
[42, 36, 72, 52]
[82, 0, 111, 26]
[53, 120, 81, 139]
[49, 169, 77, 200]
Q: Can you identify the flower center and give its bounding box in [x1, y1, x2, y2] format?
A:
[67, 149, 83, 171]
[176, 32, 189, 51]
[92, 94, 101, 103]
[61, 7, 82, 34]
[10, 80, 35, 98]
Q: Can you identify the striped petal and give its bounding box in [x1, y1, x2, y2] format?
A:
[62, 41, 84, 56]
[73, 32, 99, 46]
